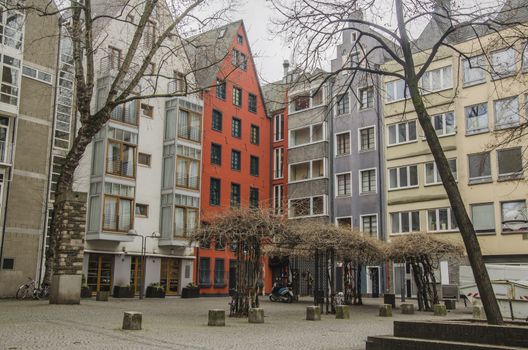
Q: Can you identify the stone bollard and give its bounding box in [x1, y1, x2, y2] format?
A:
[379, 304, 392, 317]
[400, 303, 414, 315]
[208, 309, 225, 326]
[306, 306, 321, 321]
[444, 299, 456, 310]
[335, 305, 350, 319]
[433, 304, 447, 316]
[96, 291, 109, 301]
[248, 308, 264, 323]
[122, 311, 142, 330]
[472, 305, 486, 320]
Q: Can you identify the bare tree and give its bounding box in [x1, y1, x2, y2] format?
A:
[268, 0, 528, 324]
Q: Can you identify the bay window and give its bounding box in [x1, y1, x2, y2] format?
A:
[174, 206, 198, 237]
[103, 195, 133, 232]
[106, 140, 136, 178]
[175, 157, 200, 189]
[177, 109, 201, 142]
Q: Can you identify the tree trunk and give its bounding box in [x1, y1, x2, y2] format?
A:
[395, 0, 503, 325]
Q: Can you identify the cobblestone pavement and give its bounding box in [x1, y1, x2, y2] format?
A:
[0, 297, 470, 350]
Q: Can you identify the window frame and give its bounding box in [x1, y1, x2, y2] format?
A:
[102, 194, 134, 233]
[358, 86, 374, 110]
[232, 86, 242, 107]
[210, 143, 222, 166]
[359, 168, 377, 195]
[424, 158, 458, 185]
[494, 96, 520, 130]
[106, 139, 137, 179]
[390, 211, 421, 235]
[335, 171, 352, 197]
[432, 112, 456, 137]
[250, 124, 260, 145]
[209, 178, 221, 206]
[231, 117, 241, 138]
[360, 214, 379, 239]
[250, 155, 259, 177]
[468, 152, 492, 184]
[230, 182, 241, 208]
[500, 200, 528, 233]
[273, 147, 284, 179]
[497, 147, 524, 181]
[427, 207, 458, 232]
[231, 149, 241, 171]
[336, 92, 350, 116]
[248, 93, 257, 113]
[273, 114, 284, 141]
[335, 131, 351, 157]
[470, 202, 496, 234]
[358, 125, 376, 152]
[465, 102, 489, 135]
[212, 109, 222, 131]
[388, 165, 418, 190]
[288, 195, 327, 218]
[462, 55, 486, 86]
[387, 120, 417, 146]
[289, 123, 326, 148]
[289, 158, 326, 183]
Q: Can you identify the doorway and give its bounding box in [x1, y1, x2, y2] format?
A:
[367, 266, 380, 298]
[228, 260, 237, 290]
[160, 258, 180, 295]
[87, 254, 113, 293]
[129, 256, 143, 294]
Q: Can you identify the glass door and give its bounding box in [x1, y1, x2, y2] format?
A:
[129, 256, 143, 294]
[160, 258, 180, 295]
[87, 254, 113, 294]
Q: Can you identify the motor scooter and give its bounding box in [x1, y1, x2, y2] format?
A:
[269, 283, 294, 303]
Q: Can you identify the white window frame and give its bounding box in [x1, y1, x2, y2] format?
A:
[468, 152, 492, 184]
[462, 55, 486, 86]
[335, 216, 353, 229]
[288, 87, 325, 114]
[273, 114, 284, 142]
[388, 165, 419, 190]
[273, 184, 283, 215]
[288, 158, 326, 183]
[497, 147, 524, 180]
[22, 65, 52, 85]
[431, 112, 456, 137]
[273, 147, 284, 179]
[500, 200, 528, 233]
[390, 211, 421, 235]
[420, 65, 453, 94]
[335, 92, 350, 116]
[358, 86, 374, 110]
[491, 48, 516, 79]
[385, 79, 408, 103]
[289, 122, 326, 148]
[470, 202, 496, 234]
[427, 207, 458, 232]
[465, 102, 489, 135]
[424, 158, 457, 185]
[334, 131, 351, 157]
[494, 96, 520, 130]
[360, 214, 379, 239]
[288, 195, 327, 219]
[358, 125, 376, 152]
[387, 120, 417, 146]
[359, 168, 377, 195]
[335, 171, 352, 197]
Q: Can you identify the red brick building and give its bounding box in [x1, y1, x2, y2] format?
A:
[186, 21, 272, 295]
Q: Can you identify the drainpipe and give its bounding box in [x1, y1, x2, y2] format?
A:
[327, 78, 335, 222]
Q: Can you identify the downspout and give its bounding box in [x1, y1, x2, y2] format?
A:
[37, 20, 63, 285]
[327, 78, 335, 222]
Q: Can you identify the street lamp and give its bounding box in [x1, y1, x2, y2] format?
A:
[127, 229, 160, 299]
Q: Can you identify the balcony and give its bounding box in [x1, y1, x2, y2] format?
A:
[177, 126, 201, 142]
[106, 159, 135, 178]
[175, 175, 200, 190]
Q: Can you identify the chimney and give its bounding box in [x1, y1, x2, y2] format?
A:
[283, 59, 290, 80]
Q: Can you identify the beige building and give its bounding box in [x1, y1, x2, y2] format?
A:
[383, 4, 528, 295]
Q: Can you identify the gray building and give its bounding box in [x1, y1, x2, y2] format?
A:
[329, 16, 387, 296]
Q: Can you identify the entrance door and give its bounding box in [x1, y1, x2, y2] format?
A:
[129, 256, 143, 294]
[87, 254, 113, 293]
[160, 258, 180, 295]
[368, 267, 380, 298]
[228, 260, 236, 290]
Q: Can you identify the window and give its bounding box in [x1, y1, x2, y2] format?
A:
[176, 157, 200, 189]
[425, 159, 457, 185]
[248, 93, 257, 113]
[336, 173, 351, 197]
[108, 46, 122, 70]
[428, 208, 458, 232]
[350, 51, 360, 67]
[250, 124, 260, 144]
[494, 97, 519, 129]
[135, 204, 149, 217]
[216, 79, 226, 100]
[290, 159, 324, 182]
[103, 195, 133, 232]
[250, 188, 259, 208]
[463, 55, 486, 85]
[336, 93, 349, 115]
[138, 153, 151, 167]
[361, 215, 378, 237]
[231, 150, 241, 171]
[211, 143, 221, 165]
[497, 148, 523, 180]
[199, 258, 210, 286]
[501, 200, 528, 232]
[144, 21, 156, 48]
[273, 114, 284, 141]
[471, 203, 495, 234]
[465, 103, 488, 134]
[1, 258, 14, 270]
[250, 156, 259, 176]
[214, 259, 225, 286]
[291, 94, 310, 112]
[232, 50, 247, 70]
[237, 34, 243, 44]
[386, 79, 408, 102]
[432, 112, 455, 136]
[524, 43, 528, 71]
[140, 104, 154, 118]
[210, 178, 221, 206]
[389, 165, 418, 190]
[22, 65, 52, 84]
[230, 183, 240, 208]
[336, 217, 352, 229]
[491, 48, 515, 79]
[421, 66, 453, 93]
[274, 148, 284, 179]
[111, 100, 138, 125]
[336, 132, 351, 156]
[360, 169, 377, 194]
[468, 152, 491, 184]
[233, 86, 242, 106]
[391, 211, 420, 234]
[359, 87, 374, 110]
[212, 109, 222, 131]
[290, 123, 324, 147]
[312, 89, 323, 106]
[232, 117, 241, 138]
[387, 121, 417, 145]
[106, 140, 136, 178]
[273, 185, 283, 215]
[289, 196, 326, 218]
[359, 127, 375, 152]
[0, 9, 24, 50]
[178, 110, 201, 142]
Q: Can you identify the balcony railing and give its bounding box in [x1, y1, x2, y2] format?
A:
[106, 159, 135, 178]
[175, 175, 200, 190]
[0, 141, 12, 165]
[177, 126, 201, 142]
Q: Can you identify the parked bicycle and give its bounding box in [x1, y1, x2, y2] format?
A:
[16, 278, 49, 300]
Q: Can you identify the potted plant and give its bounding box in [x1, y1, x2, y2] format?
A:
[181, 282, 200, 298]
[145, 282, 165, 298]
[80, 274, 92, 298]
[113, 284, 134, 298]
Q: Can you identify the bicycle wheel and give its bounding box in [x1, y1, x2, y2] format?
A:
[16, 284, 31, 300]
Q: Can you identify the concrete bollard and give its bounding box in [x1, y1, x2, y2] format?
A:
[335, 305, 350, 319]
[473, 305, 486, 320]
[122, 311, 142, 330]
[400, 303, 415, 314]
[306, 306, 321, 321]
[433, 304, 447, 316]
[444, 299, 456, 310]
[208, 309, 225, 326]
[96, 291, 109, 301]
[379, 304, 392, 317]
[248, 308, 264, 323]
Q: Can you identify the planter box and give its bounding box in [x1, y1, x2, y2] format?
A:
[80, 286, 92, 298]
[145, 286, 165, 298]
[113, 286, 134, 298]
[181, 287, 200, 298]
